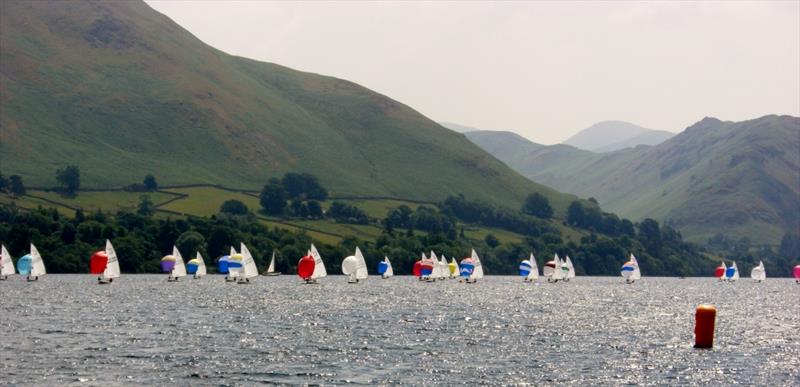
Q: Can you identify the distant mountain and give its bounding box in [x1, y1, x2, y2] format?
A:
[466, 115, 800, 245]
[439, 122, 481, 133]
[0, 0, 572, 210]
[564, 120, 675, 152]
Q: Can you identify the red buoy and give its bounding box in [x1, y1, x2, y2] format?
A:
[694, 304, 716, 349]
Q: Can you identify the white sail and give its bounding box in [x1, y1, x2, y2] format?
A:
[195, 252, 207, 277]
[354, 247, 368, 280]
[383, 256, 394, 278]
[29, 243, 46, 277]
[103, 240, 121, 279]
[310, 244, 327, 279]
[429, 251, 440, 279]
[171, 246, 187, 278]
[227, 246, 240, 279]
[630, 253, 641, 281]
[526, 253, 539, 281]
[267, 252, 276, 273]
[469, 249, 484, 280]
[439, 255, 449, 279]
[545, 253, 564, 281]
[1, 244, 14, 276]
[240, 243, 259, 279]
[565, 256, 576, 280]
[750, 260, 766, 281]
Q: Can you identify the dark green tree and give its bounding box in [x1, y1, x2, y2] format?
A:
[137, 195, 155, 216]
[485, 233, 500, 248]
[260, 182, 288, 215]
[56, 165, 81, 196]
[522, 192, 553, 219]
[176, 230, 205, 258]
[219, 199, 248, 215]
[143, 174, 158, 191]
[307, 200, 323, 218]
[9, 175, 25, 196]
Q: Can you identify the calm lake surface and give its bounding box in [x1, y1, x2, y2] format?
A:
[1, 275, 798, 385]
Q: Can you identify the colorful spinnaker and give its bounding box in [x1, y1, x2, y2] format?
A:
[448, 257, 459, 279]
[162, 246, 186, 281]
[794, 265, 800, 283]
[750, 261, 765, 282]
[187, 252, 206, 278]
[1, 244, 15, 279]
[715, 261, 727, 280]
[17, 243, 46, 281]
[298, 244, 327, 283]
[544, 253, 564, 282]
[464, 249, 484, 283]
[420, 252, 435, 280]
[725, 261, 740, 281]
[377, 256, 393, 279]
[90, 240, 120, 284]
[620, 253, 641, 283]
[412, 259, 422, 278]
[520, 253, 538, 282]
[459, 257, 475, 279]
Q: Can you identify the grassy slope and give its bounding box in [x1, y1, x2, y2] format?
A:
[467, 116, 800, 244]
[0, 0, 574, 213]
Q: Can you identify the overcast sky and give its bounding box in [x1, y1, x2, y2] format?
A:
[146, 1, 799, 144]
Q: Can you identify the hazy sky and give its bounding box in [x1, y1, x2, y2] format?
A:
[146, 1, 799, 144]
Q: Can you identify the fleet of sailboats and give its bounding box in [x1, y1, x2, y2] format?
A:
[2, 241, 798, 284]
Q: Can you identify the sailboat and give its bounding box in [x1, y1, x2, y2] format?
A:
[224, 246, 239, 282]
[563, 256, 575, 281]
[794, 264, 800, 284]
[519, 253, 539, 282]
[544, 253, 564, 283]
[187, 252, 207, 279]
[1, 244, 14, 280]
[90, 240, 121, 284]
[265, 251, 281, 276]
[412, 257, 422, 279]
[420, 252, 435, 281]
[377, 256, 393, 279]
[342, 247, 368, 283]
[715, 261, 727, 281]
[620, 253, 641, 284]
[448, 257, 459, 279]
[750, 260, 766, 282]
[17, 243, 46, 281]
[725, 261, 740, 282]
[236, 243, 259, 284]
[161, 246, 187, 282]
[459, 255, 475, 282]
[297, 244, 327, 284]
[427, 251, 442, 282]
[438, 254, 449, 280]
[467, 249, 484, 283]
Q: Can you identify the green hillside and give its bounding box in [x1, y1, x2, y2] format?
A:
[0, 0, 571, 212]
[466, 116, 800, 245]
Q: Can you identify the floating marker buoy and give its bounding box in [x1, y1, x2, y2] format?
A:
[694, 304, 716, 349]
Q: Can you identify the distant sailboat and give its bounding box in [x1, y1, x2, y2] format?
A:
[90, 240, 120, 284]
[463, 249, 484, 284]
[520, 253, 538, 282]
[725, 261, 740, 282]
[265, 252, 281, 276]
[448, 257, 459, 279]
[620, 253, 641, 284]
[17, 243, 46, 281]
[794, 265, 800, 284]
[544, 253, 564, 283]
[377, 256, 393, 279]
[236, 243, 259, 284]
[162, 246, 187, 282]
[750, 261, 765, 282]
[715, 261, 727, 281]
[298, 244, 327, 284]
[438, 254, 448, 280]
[224, 246, 238, 282]
[1, 244, 14, 280]
[187, 252, 207, 279]
[428, 251, 444, 282]
[412, 257, 423, 279]
[563, 256, 575, 281]
[420, 252, 435, 282]
[342, 247, 368, 283]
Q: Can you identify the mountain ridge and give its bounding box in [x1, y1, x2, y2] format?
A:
[565, 120, 675, 152]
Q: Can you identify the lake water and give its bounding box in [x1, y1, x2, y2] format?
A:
[1, 275, 798, 385]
